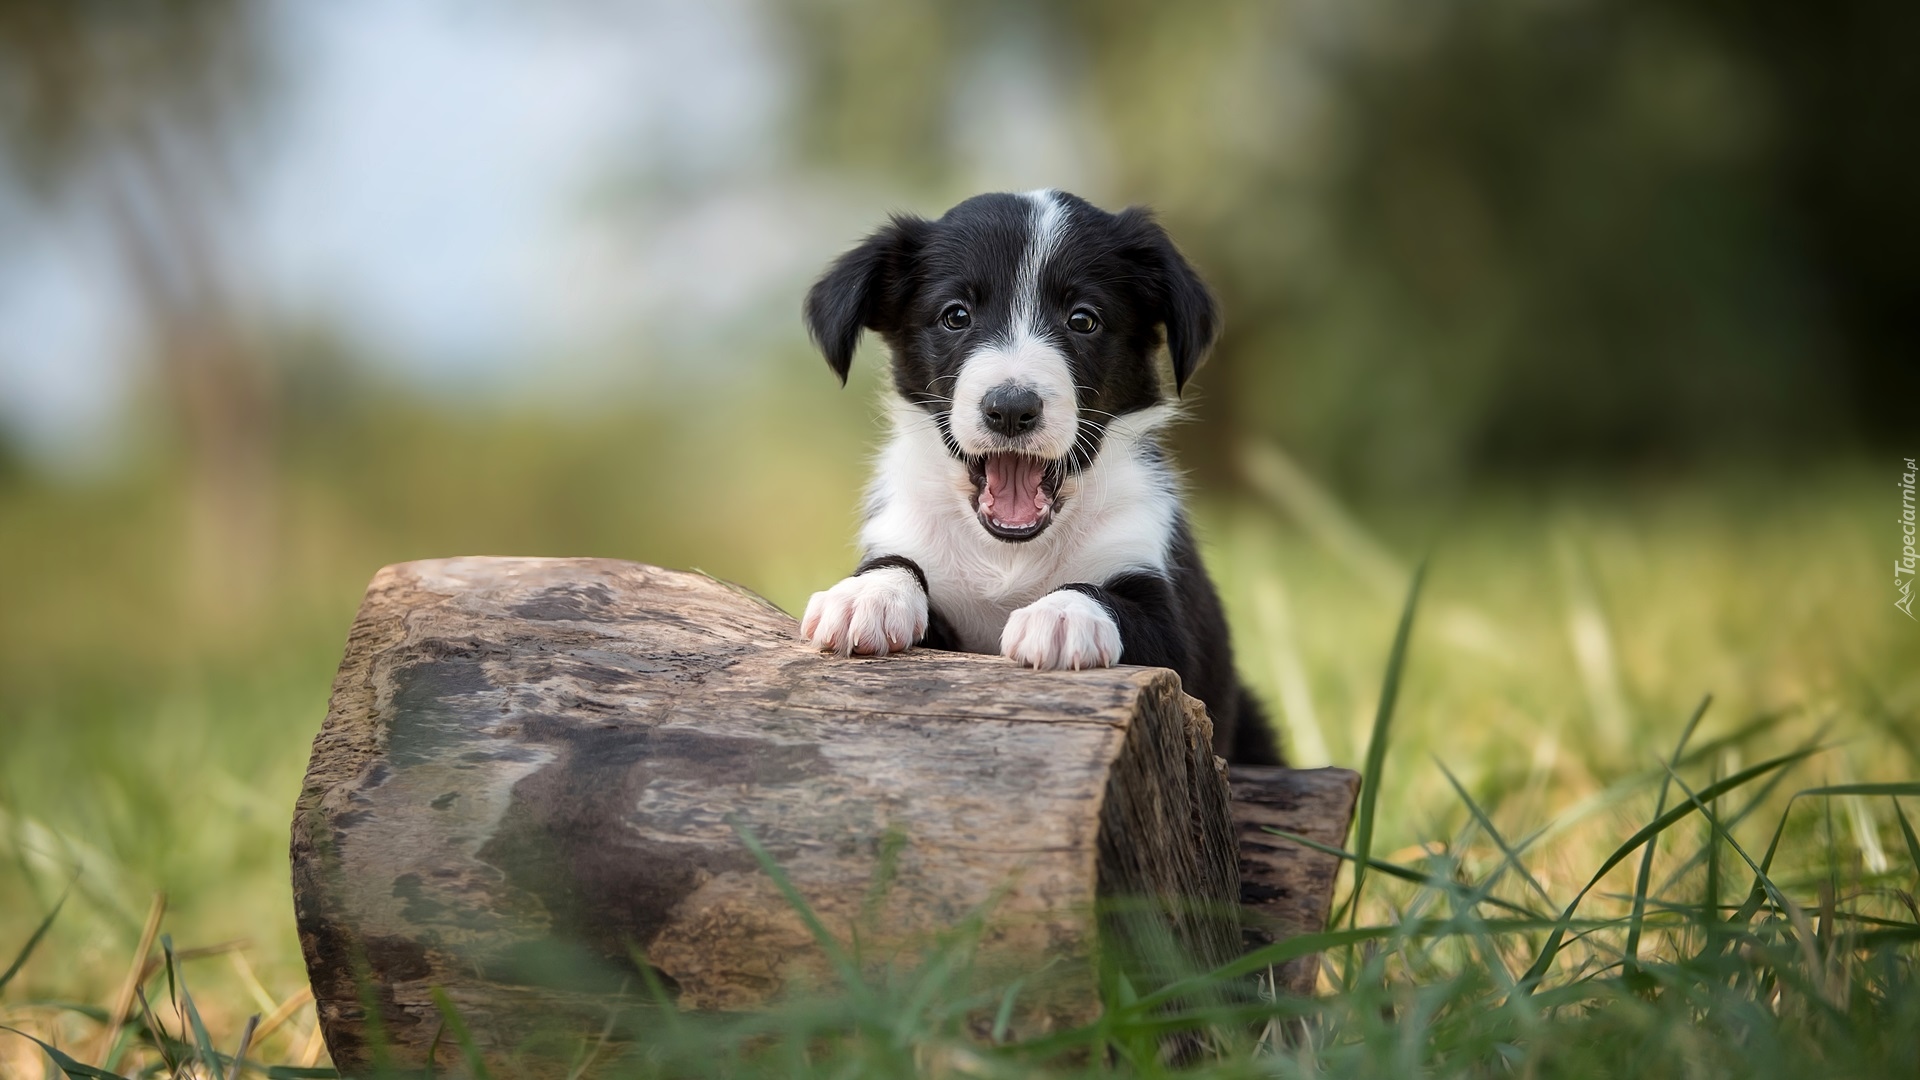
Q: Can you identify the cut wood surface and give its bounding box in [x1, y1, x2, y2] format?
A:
[291, 557, 1356, 1073]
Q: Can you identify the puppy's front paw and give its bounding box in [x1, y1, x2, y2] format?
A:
[1001, 590, 1121, 671]
[800, 568, 928, 657]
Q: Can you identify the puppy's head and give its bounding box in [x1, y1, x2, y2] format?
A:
[804, 190, 1217, 543]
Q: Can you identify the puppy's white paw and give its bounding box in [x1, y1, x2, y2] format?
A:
[1001, 590, 1121, 671]
[800, 568, 928, 657]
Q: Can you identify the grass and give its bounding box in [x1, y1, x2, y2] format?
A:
[0, 391, 1915, 1076]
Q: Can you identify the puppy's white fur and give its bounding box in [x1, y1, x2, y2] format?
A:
[800, 565, 927, 656]
[1001, 589, 1121, 670]
[852, 398, 1180, 657]
[945, 191, 1078, 461]
[945, 336, 1078, 460]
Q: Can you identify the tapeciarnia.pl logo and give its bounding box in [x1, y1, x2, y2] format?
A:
[1899, 456, 1917, 620]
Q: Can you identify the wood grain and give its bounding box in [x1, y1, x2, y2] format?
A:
[1229, 765, 1361, 997]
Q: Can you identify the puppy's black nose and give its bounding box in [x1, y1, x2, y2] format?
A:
[981, 384, 1043, 438]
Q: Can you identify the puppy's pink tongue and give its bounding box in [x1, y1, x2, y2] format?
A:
[982, 454, 1049, 527]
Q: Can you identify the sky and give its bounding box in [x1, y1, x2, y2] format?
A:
[0, 1, 800, 466]
[0, 0, 1100, 470]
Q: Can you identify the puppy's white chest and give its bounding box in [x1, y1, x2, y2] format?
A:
[923, 548, 1072, 653]
[856, 403, 1182, 654]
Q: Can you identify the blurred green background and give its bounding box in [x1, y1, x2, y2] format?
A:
[0, 0, 1914, 1063]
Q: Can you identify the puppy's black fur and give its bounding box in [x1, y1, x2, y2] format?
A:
[804, 191, 1282, 765]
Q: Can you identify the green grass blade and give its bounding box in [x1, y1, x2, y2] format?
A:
[1728, 781, 1920, 928]
[1040, 925, 1401, 1042]
[1703, 752, 1724, 943]
[1434, 759, 1555, 909]
[729, 816, 874, 1010]
[160, 934, 180, 1037]
[859, 825, 907, 934]
[1626, 694, 1711, 971]
[430, 986, 491, 1080]
[227, 1014, 258, 1080]
[13, 1002, 106, 1022]
[150, 943, 277, 1080]
[1654, 723, 1830, 901]
[161, 936, 220, 1073]
[990, 976, 1028, 1043]
[888, 935, 977, 1048]
[134, 986, 178, 1073]
[1344, 560, 1427, 928]
[1765, 777, 1914, 909]
[1519, 745, 1818, 988]
[1894, 798, 1920, 876]
[1266, 826, 1544, 919]
[1791, 782, 1920, 798]
[1, 1025, 126, 1079]
[622, 943, 687, 1043]
[1661, 767, 1804, 954]
[1127, 915, 1607, 1017]
[1530, 711, 1790, 850]
[0, 886, 66, 995]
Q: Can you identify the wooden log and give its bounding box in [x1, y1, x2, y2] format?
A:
[291, 557, 1355, 1073]
[1229, 766, 1362, 997]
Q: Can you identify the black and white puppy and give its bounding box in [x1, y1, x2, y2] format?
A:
[799, 189, 1280, 765]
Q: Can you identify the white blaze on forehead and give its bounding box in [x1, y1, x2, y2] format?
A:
[948, 189, 1078, 460]
[1012, 189, 1067, 341]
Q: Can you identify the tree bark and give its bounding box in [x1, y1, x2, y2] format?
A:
[291, 557, 1354, 1074]
[1229, 765, 1362, 997]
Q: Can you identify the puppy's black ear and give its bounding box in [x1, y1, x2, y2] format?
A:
[803, 215, 929, 385]
[1116, 207, 1219, 395]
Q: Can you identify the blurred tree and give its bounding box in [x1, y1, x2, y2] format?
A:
[1695, 0, 1920, 451]
[0, 0, 276, 611]
[781, 0, 974, 187]
[777, 0, 1916, 495]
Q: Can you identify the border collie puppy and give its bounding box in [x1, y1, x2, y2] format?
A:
[798, 190, 1281, 765]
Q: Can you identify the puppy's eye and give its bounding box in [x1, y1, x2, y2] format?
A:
[1067, 308, 1099, 334]
[940, 304, 971, 331]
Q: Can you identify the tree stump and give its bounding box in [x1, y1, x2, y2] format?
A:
[291, 557, 1356, 1073]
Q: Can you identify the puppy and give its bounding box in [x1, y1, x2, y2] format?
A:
[799, 190, 1281, 765]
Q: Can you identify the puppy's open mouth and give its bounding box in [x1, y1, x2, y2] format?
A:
[968, 452, 1065, 542]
